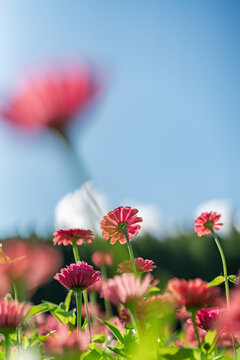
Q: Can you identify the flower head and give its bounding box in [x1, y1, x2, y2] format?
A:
[101, 206, 142, 245]
[136, 293, 174, 321]
[53, 229, 94, 246]
[92, 251, 113, 268]
[117, 257, 156, 274]
[0, 239, 62, 296]
[197, 307, 222, 330]
[0, 299, 30, 333]
[194, 211, 223, 237]
[54, 261, 100, 293]
[0, 65, 102, 131]
[101, 273, 156, 308]
[167, 278, 220, 310]
[45, 325, 88, 355]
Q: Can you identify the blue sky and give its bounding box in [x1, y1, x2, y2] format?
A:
[0, 1, 240, 236]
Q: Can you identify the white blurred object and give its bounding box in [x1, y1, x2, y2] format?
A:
[55, 181, 109, 234]
[194, 199, 233, 237]
[14, 349, 41, 360]
[123, 201, 162, 237]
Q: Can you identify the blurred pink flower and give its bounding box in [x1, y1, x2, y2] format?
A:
[0, 299, 30, 331]
[87, 277, 103, 293]
[37, 314, 60, 335]
[0, 239, 62, 296]
[54, 261, 100, 292]
[45, 325, 89, 355]
[194, 212, 223, 237]
[101, 206, 142, 245]
[167, 278, 220, 309]
[53, 229, 94, 246]
[0, 65, 102, 131]
[101, 273, 156, 308]
[117, 257, 156, 274]
[92, 251, 113, 268]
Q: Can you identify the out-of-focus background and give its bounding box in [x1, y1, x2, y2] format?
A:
[0, 1, 240, 302]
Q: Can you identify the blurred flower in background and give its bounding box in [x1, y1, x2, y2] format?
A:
[194, 199, 233, 237]
[0, 64, 103, 135]
[55, 181, 109, 235]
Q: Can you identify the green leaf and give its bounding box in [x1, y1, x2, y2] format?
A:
[97, 318, 124, 344]
[91, 334, 106, 343]
[158, 347, 195, 359]
[88, 344, 103, 354]
[25, 303, 49, 319]
[64, 290, 73, 311]
[108, 346, 126, 357]
[81, 350, 102, 360]
[228, 275, 238, 284]
[207, 276, 224, 287]
[82, 317, 89, 331]
[50, 308, 76, 327]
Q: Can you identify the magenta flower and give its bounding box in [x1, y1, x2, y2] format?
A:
[197, 307, 222, 330]
[53, 229, 94, 246]
[0, 299, 30, 332]
[54, 261, 100, 293]
[117, 257, 156, 274]
[194, 212, 223, 237]
[101, 206, 142, 245]
[101, 273, 156, 308]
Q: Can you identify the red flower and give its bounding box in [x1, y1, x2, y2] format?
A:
[92, 251, 113, 268]
[194, 211, 223, 237]
[0, 65, 102, 131]
[197, 307, 222, 330]
[117, 257, 156, 274]
[101, 206, 142, 245]
[0, 299, 30, 331]
[53, 229, 94, 246]
[54, 261, 100, 292]
[101, 273, 156, 308]
[167, 278, 220, 309]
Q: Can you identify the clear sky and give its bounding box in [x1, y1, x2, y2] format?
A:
[0, 1, 240, 236]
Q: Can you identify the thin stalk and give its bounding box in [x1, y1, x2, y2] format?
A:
[129, 307, 141, 339]
[123, 231, 137, 277]
[83, 290, 92, 342]
[72, 242, 80, 262]
[191, 311, 202, 359]
[4, 335, 11, 359]
[12, 282, 18, 301]
[101, 264, 112, 316]
[76, 292, 82, 331]
[211, 231, 236, 358]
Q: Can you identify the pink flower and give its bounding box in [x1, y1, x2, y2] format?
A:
[167, 278, 220, 309]
[53, 229, 94, 246]
[119, 307, 131, 326]
[0, 299, 30, 331]
[117, 257, 156, 274]
[197, 307, 222, 330]
[54, 261, 100, 292]
[101, 206, 142, 245]
[0, 65, 102, 131]
[101, 273, 156, 308]
[0, 239, 62, 296]
[45, 325, 88, 355]
[194, 212, 223, 237]
[92, 251, 113, 268]
[87, 277, 103, 293]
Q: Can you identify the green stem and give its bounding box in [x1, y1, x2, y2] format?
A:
[129, 307, 141, 339]
[76, 292, 82, 331]
[4, 335, 11, 359]
[12, 282, 18, 301]
[211, 231, 236, 359]
[72, 242, 80, 262]
[101, 264, 112, 316]
[83, 290, 92, 342]
[191, 311, 202, 359]
[123, 231, 137, 277]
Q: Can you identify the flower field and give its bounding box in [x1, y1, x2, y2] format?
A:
[0, 207, 239, 360]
